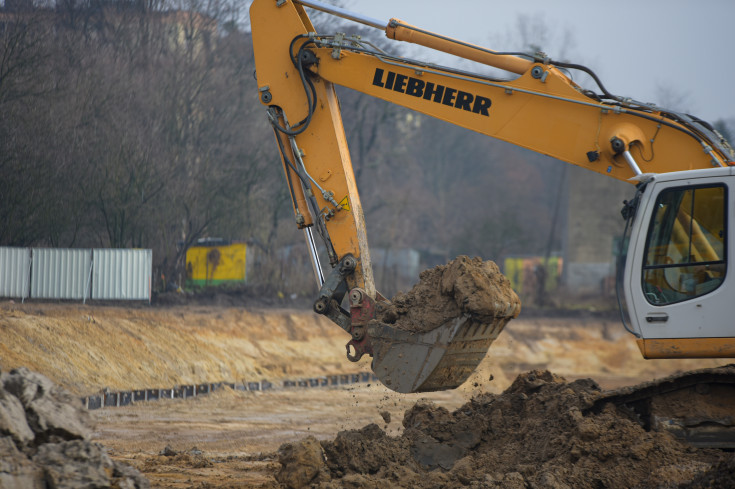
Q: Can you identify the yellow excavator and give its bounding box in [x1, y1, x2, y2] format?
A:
[249, 0, 735, 397]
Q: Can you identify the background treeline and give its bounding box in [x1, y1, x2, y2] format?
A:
[3, 1, 728, 298]
[1, 0, 281, 289]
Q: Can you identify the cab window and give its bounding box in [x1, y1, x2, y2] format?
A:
[642, 184, 727, 305]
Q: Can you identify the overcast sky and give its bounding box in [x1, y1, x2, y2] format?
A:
[314, 0, 735, 124]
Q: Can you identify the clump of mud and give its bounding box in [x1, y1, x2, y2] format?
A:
[0, 367, 148, 488]
[277, 370, 725, 489]
[378, 256, 520, 333]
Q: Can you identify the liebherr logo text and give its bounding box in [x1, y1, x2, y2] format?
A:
[372, 68, 491, 116]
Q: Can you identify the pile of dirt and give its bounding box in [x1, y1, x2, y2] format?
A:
[378, 256, 521, 332]
[276, 370, 725, 489]
[679, 455, 735, 488]
[0, 367, 148, 488]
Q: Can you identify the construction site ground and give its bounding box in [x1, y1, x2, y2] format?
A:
[0, 300, 731, 488]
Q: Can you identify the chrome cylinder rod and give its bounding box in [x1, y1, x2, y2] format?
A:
[623, 150, 643, 176]
[304, 227, 325, 286]
[294, 0, 386, 29]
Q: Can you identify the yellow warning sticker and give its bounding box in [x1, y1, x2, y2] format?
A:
[338, 196, 350, 211]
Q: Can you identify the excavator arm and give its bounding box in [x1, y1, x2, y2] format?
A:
[249, 0, 734, 393]
[252, 0, 731, 178]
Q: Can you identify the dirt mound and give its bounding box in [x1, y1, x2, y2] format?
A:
[378, 256, 521, 332]
[277, 370, 725, 489]
[0, 367, 148, 488]
[679, 454, 735, 488]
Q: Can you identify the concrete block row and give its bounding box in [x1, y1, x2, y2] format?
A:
[81, 372, 376, 410]
[282, 373, 377, 389]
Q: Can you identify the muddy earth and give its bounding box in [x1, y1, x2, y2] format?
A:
[276, 369, 733, 489]
[379, 256, 521, 332]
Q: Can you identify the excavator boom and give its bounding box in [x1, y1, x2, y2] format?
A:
[249, 0, 735, 394]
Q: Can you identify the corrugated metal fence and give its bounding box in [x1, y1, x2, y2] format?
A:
[31, 248, 92, 300]
[0, 248, 31, 299]
[0, 247, 151, 302]
[92, 249, 152, 300]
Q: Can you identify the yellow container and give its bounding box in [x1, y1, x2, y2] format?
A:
[186, 243, 247, 286]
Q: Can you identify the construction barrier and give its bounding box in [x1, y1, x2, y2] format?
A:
[0, 246, 152, 302]
[81, 373, 378, 410]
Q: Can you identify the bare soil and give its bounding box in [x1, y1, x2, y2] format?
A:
[0, 300, 731, 488]
[279, 370, 729, 488]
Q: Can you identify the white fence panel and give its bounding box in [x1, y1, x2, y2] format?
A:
[92, 249, 152, 301]
[31, 248, 92, 299]
[0, 247, 31, 299]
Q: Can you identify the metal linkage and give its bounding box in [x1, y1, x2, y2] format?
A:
[345, 288, 376, 362]
[312, 254, 357, 332]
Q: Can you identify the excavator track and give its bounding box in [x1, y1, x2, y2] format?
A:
[588, 365, 735, 448]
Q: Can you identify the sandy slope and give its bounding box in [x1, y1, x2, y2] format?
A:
[0, 302, 369, 395]
[0, 302, 724, 395]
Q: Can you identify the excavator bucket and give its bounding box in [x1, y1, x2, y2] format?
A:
[368, 313, 512, 393]
[344, 256, 521, 393]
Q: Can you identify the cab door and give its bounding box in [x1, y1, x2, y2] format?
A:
[625, 170, 735, 358]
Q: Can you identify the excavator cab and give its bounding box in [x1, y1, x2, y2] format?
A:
[623, 170, 735, 359]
